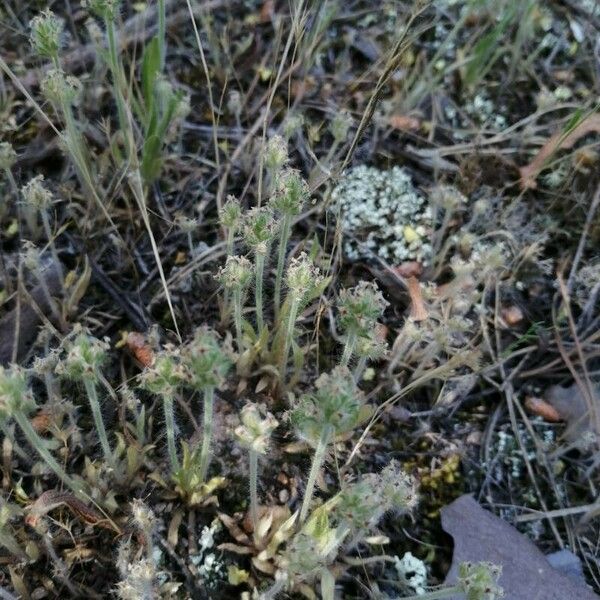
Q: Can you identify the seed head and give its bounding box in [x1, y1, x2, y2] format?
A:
[29, 10, 63, 59]
[286, 252, 323, 300]
[215, 255, 253, 291]
[41, 69, 82, 106]
[84, 0, 121, 20]
[329, 109, 353, 144]
[270, 168, 308, 215]
[138, 346, 184, 396]
[234, 403, 278, 454]
[131, 499, 156, 539]
[243, 206, 276, 254]
[182, 327, 231, 390]
[291, 367, 364, 443]
[458, 561, 504, 600]
[21, 175, 53, 210]
[55, 331, 109, 381]
[0, 142, 17, 171]
[0, 365, 36, 421]
[264, 134, 288, 171]
[219, 195, 242, 230]
[337, 281, 388, 337]
[367, 460, 418, 512]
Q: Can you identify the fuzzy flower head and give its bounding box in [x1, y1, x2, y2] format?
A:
[243, 206, 276, 255]
[337, 281, 388, 337]
[83, 0, 121, 20]
[182, 327, 231, 390]
[271, 168, 308, 215]
[219, 195, 242, 230]
[332, 479, 382, 532]
[369, 460, 418, 512]
[115, 557, 156, 600]
[286, 252, 323, 301]
[283, 528, 336, 582]
[41, 69, 82, 106]
[29, 10, 63, 59]
[264, 134, 288, 171]
[0, 366, 36, 421]
[21, 175, 53, 210]
[354, 331, 388, 361]
[138, 346, 184, 396]
[0, 142, 17, 171]
[291, 366, 364, 444]
[131, 499, 156, 539]
[458, 562, 504, 600]
[234, 403, 278, 454]
[55, 331, 109, 381]
[329, 109, 353, 144]
[430, 185, 467, 212]
[215, 255, 253, 291]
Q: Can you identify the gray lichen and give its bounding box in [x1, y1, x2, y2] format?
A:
[330, 165, 432, 264]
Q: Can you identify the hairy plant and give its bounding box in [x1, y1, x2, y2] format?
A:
[138, 345, 185, 472]
[337, 281, 389, 367]
[0, 365, 83, 497]
[234, 403, 278, 531]
[55, 330, 114, 468]
[181, 327, 232, 482]
[277, 252, 324, 385]
[216, 255, 253, 351]
[269, 168, 309, 318]
[243, 206, 276, 333]
[291, 367, 368, 524]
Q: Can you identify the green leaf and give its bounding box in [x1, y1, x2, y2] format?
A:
[141, 36, 161, 118]
[140, 133, 163, 183]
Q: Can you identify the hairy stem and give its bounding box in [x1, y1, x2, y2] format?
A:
[273, 213, 291, 318]
[249, 448, 259, 532]
[299, 425, 331, 524]
[83, 378, 113, 467]
[254, 253, 265, 332]
[198, 386, 214, 482]
[320, 569, 335, 600]
[13, 410, 83, 498]
[163, 393, 179, 472]
[278, 296, 299, 383]
[40, 209, 64, 286]
[353, 355, 367, 383]
[340, 331, 357, 367]
[233, 287, 244, 351]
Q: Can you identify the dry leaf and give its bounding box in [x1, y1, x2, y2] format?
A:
[389, 114, 421, 131]
[524, 396, 562, 423]
[519, 115, 600, 189]
[442, 495, 599, 600]
[125, 332, 155, 367]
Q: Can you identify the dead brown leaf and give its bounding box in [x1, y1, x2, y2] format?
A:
[519, 115, 600, 189]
